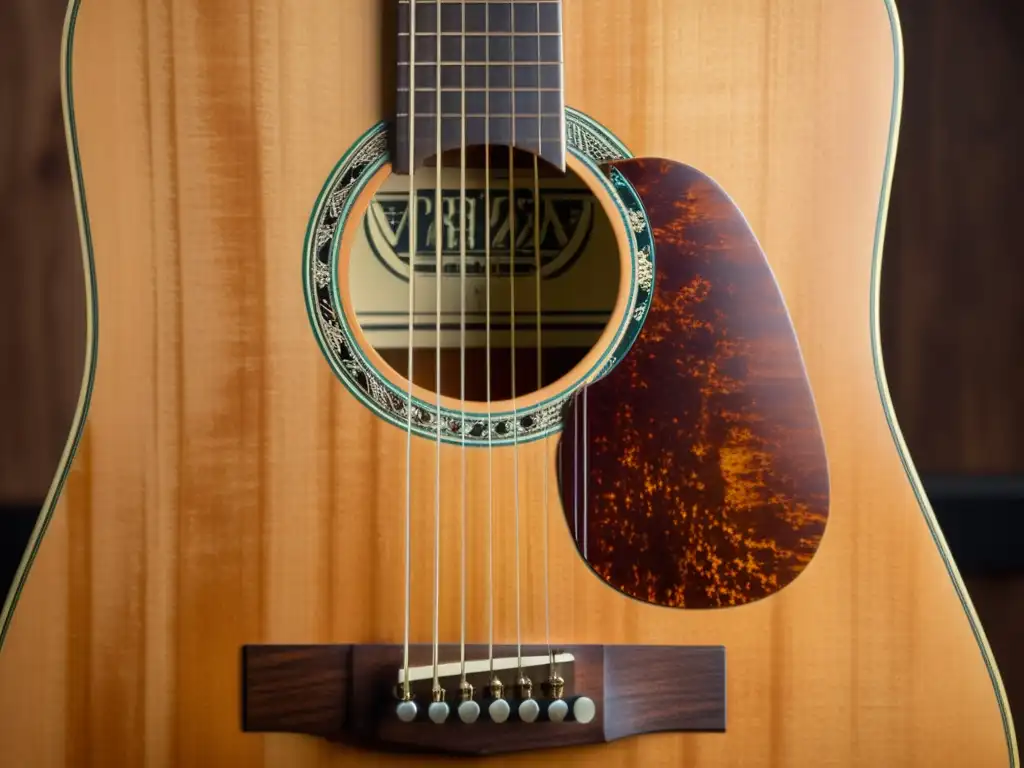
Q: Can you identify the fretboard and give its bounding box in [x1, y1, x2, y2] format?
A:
[393, 0, 566, 175]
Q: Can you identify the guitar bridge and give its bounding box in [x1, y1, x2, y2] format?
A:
[241, 643, 726, 757]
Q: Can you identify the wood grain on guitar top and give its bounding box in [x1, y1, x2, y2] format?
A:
[0, 1, 1016, 767]
[561, 158, 829, 609]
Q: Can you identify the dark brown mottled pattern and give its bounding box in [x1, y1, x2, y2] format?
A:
[559, 157, 829, 610]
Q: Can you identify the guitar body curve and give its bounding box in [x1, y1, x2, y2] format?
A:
[0, 1, 1017, 767]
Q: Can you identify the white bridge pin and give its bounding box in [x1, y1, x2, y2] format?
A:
[428, 701, 450, 724]
[518, 699, 541, 723]
[548, 699, 569, 723]
[573, 696, 596, 724]
[458, 700, 481, 724]
[488, 698, 511, 724]
[396, 700, 418, 723]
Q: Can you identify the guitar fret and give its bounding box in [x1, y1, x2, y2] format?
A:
[396, 34, 561, 61]
[398, 61, 562, 66]
[397, 64, 562, 89]
[398, 1, 561, 35]
[398, 89, 562, 113]
[397, 87, 563, 92]
[397, 114, 561, 119]
[399, 32, 562, 36]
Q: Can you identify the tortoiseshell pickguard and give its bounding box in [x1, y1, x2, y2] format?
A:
[559, 158, 829, 610]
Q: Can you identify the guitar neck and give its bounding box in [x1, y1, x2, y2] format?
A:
[393, 0, 566, 174]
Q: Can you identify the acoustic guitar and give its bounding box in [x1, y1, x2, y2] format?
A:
[0, 1, 1017, 766]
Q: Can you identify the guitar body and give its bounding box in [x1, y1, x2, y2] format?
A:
[0, 1, 1017, 766]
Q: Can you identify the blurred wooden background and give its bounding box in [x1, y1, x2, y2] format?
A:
[0, 0, 84, 504]
[0, 0, 1021, 723]
[881, 0, 1024, 476]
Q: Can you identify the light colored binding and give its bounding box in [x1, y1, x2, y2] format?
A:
[0, 4, 1017, 768]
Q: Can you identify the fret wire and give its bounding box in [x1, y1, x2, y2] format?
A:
[397, 87, 562, 92]
[555, 0, 565, 159]
[399, 32, 562, 36]
[397, 0, 557, 3]
[396, 113, 562, 118]
[398, 61, 563, 65]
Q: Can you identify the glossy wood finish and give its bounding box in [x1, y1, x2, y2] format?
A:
[8, 0, 1024, 518]
[560, 158, 828, 609]
[0, 2, 1017, 767]
[242, 643, 725, 754]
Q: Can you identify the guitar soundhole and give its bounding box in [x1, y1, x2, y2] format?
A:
[349, 147, 620, 403]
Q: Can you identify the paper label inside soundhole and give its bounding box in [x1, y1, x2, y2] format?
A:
[349, 164, 619, 355]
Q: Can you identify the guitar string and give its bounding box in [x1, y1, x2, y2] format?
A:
[535, 0, 553, 676]
[583, 385, 588, 560]
[509, 55, 523, 680]
[401, 0, 418, 702]
[576, 0, 589, 565]
[484, 7, 495, 684]
[431, 0, 443, 694]
[534, 160, 552, 666]
[574, 394, 578, 544]
[458, 0, 468, 687]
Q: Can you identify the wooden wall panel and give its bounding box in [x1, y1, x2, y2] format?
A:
[881, 0, 1024, 475]
[967, 574, 1024, 720]
[0, 0, 84, 505]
